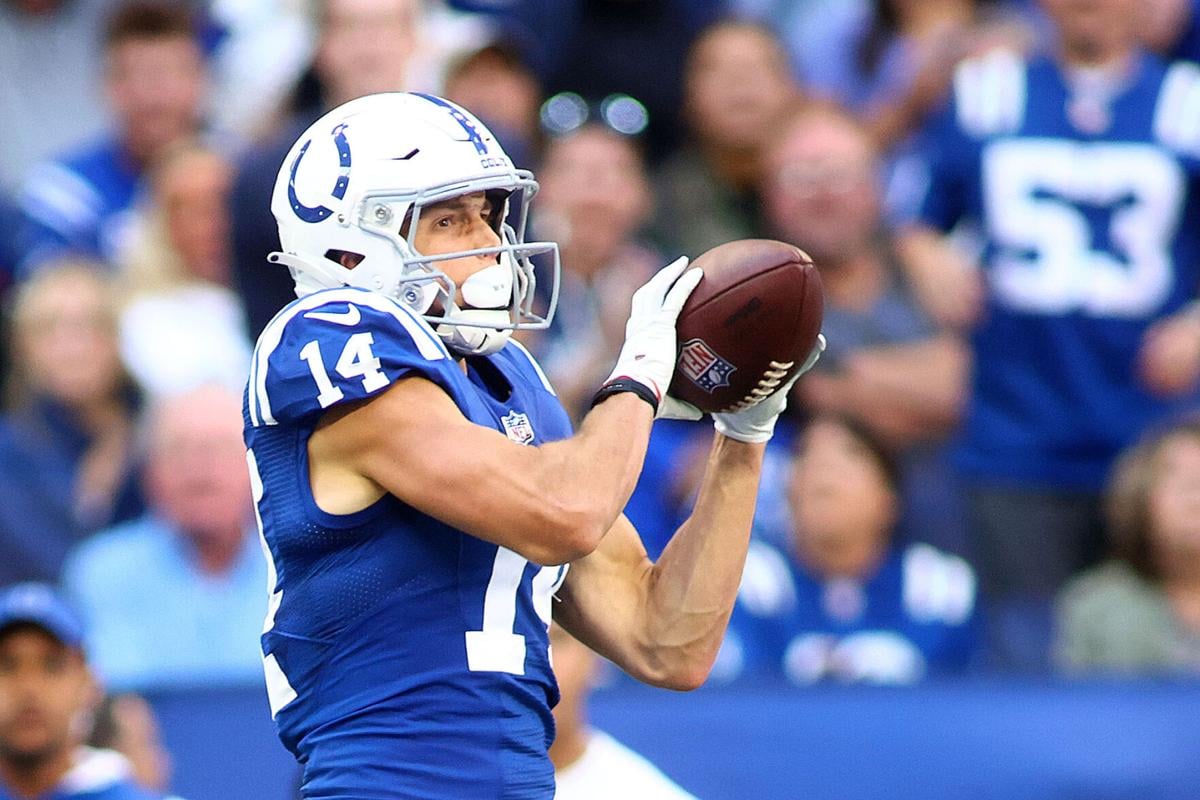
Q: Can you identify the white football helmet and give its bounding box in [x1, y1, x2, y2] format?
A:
[270, 92, 559, 356]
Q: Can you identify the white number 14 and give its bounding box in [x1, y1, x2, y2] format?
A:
[299, 332, 390, 407]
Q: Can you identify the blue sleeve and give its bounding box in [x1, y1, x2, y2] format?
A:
[15, 161, 104, 274]
[247, 292, 455, 428]
[910, 99, 975, 233]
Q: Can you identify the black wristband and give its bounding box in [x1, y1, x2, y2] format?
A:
[591, 378, 659, 414]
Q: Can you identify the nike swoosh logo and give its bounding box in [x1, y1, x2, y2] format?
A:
[305, 305, 362, 326]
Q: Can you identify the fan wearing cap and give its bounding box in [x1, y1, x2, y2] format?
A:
[0, 583, 161, 800]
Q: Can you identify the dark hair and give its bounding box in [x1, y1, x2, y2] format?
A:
[798, 413, 901, 494]
[1105, 415, 1200, 581]
[445, 43, 535, 91]
[103, 0, 196, 50]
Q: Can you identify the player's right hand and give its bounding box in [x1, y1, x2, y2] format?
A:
[600, 257, 703, 417]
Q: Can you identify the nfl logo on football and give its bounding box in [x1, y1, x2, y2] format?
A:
[679, 338, 736, 393]
[501, 410, 536, 445]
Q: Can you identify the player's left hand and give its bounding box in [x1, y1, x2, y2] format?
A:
[1138, 306, 1200, 396]
[713, 334, 826, 443]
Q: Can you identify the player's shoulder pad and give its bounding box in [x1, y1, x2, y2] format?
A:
[247, 288, 452, 427]
[1154, 61, 1200, 157]
[901, 543, 976, 625]
[952, 48, 1027, 139]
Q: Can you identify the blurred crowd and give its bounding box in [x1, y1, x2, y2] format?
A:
[2, 0, 1200, 794]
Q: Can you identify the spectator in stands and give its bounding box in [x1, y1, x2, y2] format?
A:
[461, 0, 724, 163]
[850, 0, 1033, 149]
[0, 262, 143, 587]
[15, 0, 208, 275]
[63, 384, 264, 691]
[89, 694, 173, 795]
[718, 415, 978, 685]
[0, 582, 161, 800]
[0, 0, 116, 191]
[532, 123, 660, 419]
[549, 624, 697, 799]
[897, 0, 1200, 669]
[1056, 417, 1200, 674]
[229, 0, 420, 337]
[653, 20, 800, 258]
[443, 43, 543, 170]
[761, 101, 967, 552]
[117, 142, 251, 397]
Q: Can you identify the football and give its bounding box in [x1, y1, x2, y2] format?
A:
[668, 239, 824, 414]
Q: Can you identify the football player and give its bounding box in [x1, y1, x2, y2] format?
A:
[244, 92, 824, 798]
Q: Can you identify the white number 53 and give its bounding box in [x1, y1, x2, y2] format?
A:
[983, 139, 1185, 318]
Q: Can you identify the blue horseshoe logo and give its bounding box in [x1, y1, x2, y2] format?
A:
[287, 123, 352, 223]
[414, 93, 489, 156]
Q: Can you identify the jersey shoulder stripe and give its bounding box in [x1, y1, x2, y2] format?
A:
[506, 339, 557, 396]
[953, 49, 1027, 139]
[1154, 61, 1200, 156]
[248, 288, 449, 427]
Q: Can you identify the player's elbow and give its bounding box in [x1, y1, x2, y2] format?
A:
[524, 503, 608, 565]
[638, 660, 711, 692]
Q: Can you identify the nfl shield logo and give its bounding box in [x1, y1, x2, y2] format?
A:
[678, 338, 736, 393]
[501, 410, 536, 445]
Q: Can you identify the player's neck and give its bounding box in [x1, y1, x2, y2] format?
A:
[0, 747, 74, 799]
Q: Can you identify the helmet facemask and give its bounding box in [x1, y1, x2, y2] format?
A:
[353, 174, 560, 356]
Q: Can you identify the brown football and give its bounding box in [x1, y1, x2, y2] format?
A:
[668, 239, 823, 414]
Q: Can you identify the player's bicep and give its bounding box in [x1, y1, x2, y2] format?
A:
[324, 376, 567, 560]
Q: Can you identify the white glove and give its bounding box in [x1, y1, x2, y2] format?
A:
[713, 334, 826, 443]
[597, 257, 703, 417]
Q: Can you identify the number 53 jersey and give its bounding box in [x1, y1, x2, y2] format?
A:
[912, 49, 1200, 490]
[242, 288, 572, 799]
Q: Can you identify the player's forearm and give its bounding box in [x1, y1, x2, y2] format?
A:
[534, 394, 655, 559]
[637, 434, 763, 689]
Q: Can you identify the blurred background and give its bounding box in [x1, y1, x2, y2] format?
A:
[2, 0, 1200, 797]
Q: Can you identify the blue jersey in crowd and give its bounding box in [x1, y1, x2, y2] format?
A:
[243, 288, 572, 799]
[913, 49, 1200, 490]
[719, 541, 978, 685]
[16, 137, 141, 275]
[0, 748, 162, 800]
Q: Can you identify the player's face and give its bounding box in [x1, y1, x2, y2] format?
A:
[1148, 434, 1200, 556]
[412, 191, 504, 298]
[0, 628, 94, 765]
[788, 419, 897, 577]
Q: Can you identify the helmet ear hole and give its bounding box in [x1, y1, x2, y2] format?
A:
[325, 249, 365, 269]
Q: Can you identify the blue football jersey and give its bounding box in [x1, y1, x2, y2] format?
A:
[913, 49, 1200, 489]
[719, 541, 978, 684]
[243, 288, 572, 799]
